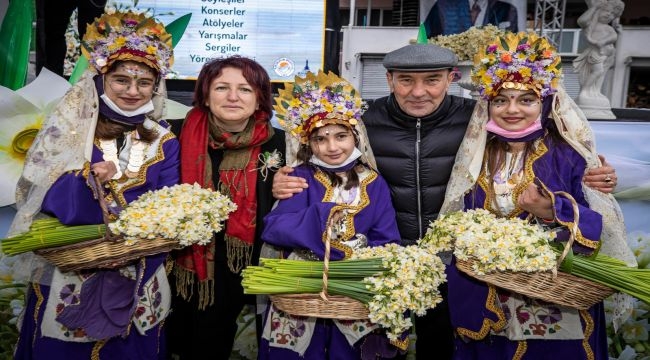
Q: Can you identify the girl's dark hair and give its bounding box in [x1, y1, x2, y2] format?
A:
[296, 126, 362, 190]
[95, 115, 158, 143]
[193, 56, 273, 122]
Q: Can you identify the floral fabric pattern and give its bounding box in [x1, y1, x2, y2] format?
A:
[493, 290, 584, 340]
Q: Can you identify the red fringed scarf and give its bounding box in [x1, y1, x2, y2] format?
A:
[174, 107, 273, 309]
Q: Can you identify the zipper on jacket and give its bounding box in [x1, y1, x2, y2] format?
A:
[415, 119, 422, 239]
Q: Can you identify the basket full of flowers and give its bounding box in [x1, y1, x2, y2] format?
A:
[243, 239, 447, 341]
[3, 182, 237, 272]
[421, 207, 650, 310]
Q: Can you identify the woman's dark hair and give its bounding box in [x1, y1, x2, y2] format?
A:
[296, 126, 362, 190]
[95, 115, 158, 143]
[193, 56, 273, 121]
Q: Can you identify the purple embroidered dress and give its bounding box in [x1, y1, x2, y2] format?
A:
[448, 138, 608, 359]
[14, 122, 180, 360]
[258, 164, 402, 360]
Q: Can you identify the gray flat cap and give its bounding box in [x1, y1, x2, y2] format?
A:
[383, 44, 458, 71]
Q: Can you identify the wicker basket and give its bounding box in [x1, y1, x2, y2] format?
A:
[456, 258, 614, 310]
[35, 176, 182, 272]
[35, 236, 181, 272]
[456, 191, 615, 310]
[269, 224, 369, 320]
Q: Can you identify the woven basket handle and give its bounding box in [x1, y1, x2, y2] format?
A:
[89, 174, 118, 241]
[552, 190, 581, 271]
[319, 218, 335, 302]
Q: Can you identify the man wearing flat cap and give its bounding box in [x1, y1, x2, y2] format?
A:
[271, 42, 619, 360]
[363, 43, 475, 359]
[363, 42, 620, 359]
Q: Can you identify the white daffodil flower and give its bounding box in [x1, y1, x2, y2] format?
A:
[0, 68, 71, 206]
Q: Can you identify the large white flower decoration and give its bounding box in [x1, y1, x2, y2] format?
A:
[0, 68, 71, 206]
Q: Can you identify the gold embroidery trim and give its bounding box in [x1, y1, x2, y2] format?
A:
[315, 168, 377, 259]
[478, 140, 547, 218]
[455, 284, 507, 340]
[580, 309, 595, 360]
[91, 340, 106, 360]
[32, 283, 44, 347]
[552, 192, 599, 249]
[513, 341, 527, 360]
[105, 130, 176, 207]
[390, 335, 409, 351]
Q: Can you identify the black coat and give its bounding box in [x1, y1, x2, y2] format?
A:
[362, 94, 475, 245]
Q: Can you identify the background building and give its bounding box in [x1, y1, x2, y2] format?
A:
[339, 0, 650, 109]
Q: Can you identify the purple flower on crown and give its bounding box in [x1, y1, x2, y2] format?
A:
[516, 44, 530, 51]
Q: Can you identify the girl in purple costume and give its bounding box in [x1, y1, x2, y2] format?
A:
[438, 31, 636, 359]
[258, 71, 405, 359]
[8, 10, 180, 359]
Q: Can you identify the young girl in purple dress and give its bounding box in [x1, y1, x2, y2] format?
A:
[258, 70, 406, 359]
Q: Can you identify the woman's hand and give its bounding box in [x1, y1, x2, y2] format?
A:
[518, 183, 554, 221]
[583, 154, 617, 194]
[91, 161, 118, 183]
[272, 166, 308, 199]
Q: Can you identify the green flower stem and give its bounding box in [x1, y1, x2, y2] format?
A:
[242, 258, 383, 305]
[1, 219, 106, 254]
[553, 248, 650, 304]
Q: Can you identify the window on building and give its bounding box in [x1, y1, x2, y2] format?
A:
[627, 67, 650, 108]
[340, 8, 394, 26]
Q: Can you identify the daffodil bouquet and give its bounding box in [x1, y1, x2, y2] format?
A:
[421, 209, 557, 275]
[421, 209, 650, 305]
[1, 183, 237, 254]
[242, 242, 447, 341]
[109, 183, 237, 246]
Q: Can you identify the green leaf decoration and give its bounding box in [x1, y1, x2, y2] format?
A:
[0, 0, 34, 90]
[68, 12, 193, 85]
[67, 57, 90, 85]
[518, 36, 528, 46]
[500, 37, 509, 51]
[417, 23, 428, 44]
[166, 13, 192, 48]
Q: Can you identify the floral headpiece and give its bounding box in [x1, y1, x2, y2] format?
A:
[274, 70, 367, 144]
[471, 32, 561, 100]
[81, 10, 174, 75]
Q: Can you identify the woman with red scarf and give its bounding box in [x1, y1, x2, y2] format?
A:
[168, 56, 286, 359]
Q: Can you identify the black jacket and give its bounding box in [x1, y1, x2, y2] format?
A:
[363, 94, 475, 245]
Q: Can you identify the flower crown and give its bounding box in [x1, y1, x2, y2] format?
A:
[471, 32, 561, 100]
[81, 10, 174, 75]
[274, 71, 367, 144]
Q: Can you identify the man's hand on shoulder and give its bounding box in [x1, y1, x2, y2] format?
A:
[272, 166, 308, 199]
[583, 154, 618, 194]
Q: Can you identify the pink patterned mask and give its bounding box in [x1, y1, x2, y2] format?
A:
[486, 116, 543, 141]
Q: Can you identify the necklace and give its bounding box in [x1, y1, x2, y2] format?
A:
[99, 133, 147, 180]
[491, 151, 524, 214]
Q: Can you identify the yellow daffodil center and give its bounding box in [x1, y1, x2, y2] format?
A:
[12, 128, 39, 158]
